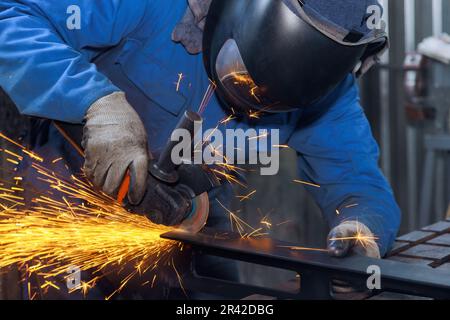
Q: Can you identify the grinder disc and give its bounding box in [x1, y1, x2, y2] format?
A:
[177, 192, 209, 233]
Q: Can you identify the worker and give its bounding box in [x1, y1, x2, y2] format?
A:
[0, 0, 400, 298]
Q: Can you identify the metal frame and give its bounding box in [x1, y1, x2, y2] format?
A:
[162, 229, 450, 300]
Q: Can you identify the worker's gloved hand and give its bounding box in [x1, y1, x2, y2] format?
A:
[82, 92, 149, 204]
[327, 221, 381, 300]
[328, 221, 380, 258]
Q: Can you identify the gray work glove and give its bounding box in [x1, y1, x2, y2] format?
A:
[327, 221, 381, 299]
[82, 92, 149, 204]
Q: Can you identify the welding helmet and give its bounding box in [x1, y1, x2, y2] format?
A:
[203, 0, 389, 113]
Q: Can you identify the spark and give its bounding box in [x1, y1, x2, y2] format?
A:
[202, 124, 220, 146]
[273, 144, 289, 149]
[80, 281, 94, 297]
[27, 282, 32, 300]
[217, 162, 245, 174]
[0, 134, 180, 299]
[279, 245, 329, 253]
[328, 234, 378, 248]
[175, 73, 184, 92]
[207, 143, 223, 158]
[230, 72, 253, 85]
[329, 223, 379, 250]
[0, 133, 27, 149]
[151, 274, 157, 288]
[335, 203, 359, 216]
[248, 110, 262, 119]
[198, 80, 217, 115]
[212, 169, 247, 188]
[247, 131, 269, 141]
[22, 150, 44, 162]
[260, 219, 272, 229]
[0, 132, 43, 162]
[247, 104, 278, 120]
[41, 281, 60, 290]
[220, 115, 236, 125]
[203, 142, 247, 184]
[236, 190, 256, 202]
[275, 220, 292, 227]
[172, 258, 187, 298]
[216, 200, 266, 238]
[0, 178, 177, 297]
[4, 149, 23, 161]
[249, 86, 261, 103]
[6, 158, 19, 165]
[293, 179, 321, 188]
[52, 157, 63, 164]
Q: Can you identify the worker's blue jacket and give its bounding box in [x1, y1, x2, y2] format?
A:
[0, 0, 400, 256]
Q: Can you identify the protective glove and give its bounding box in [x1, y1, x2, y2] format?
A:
[327, 220, 380, 299]
[328, 220, 380, 258]
[82, 92, 149, 205]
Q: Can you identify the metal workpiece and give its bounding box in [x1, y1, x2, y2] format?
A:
[162, 228, 450, 300]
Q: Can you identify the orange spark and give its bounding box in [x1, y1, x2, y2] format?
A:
[0, 133, 43, 162]
[273, 144, 289, 149]
[247, 132, 269, 141]
[220, 115, 236, 125]
[279, 245, 329, 253]
[248, 110, 262, 119]
[198, 81, 217, 115]
[236, 190, 256, 202]
[260, 219, 272, 229]
[212, 169, 247, 188]
[216, 199, 266, 238]
[4, 149, 23, 161]
[293, 179, 321, 188]
[175, 73, 184, 92]
[6, 158, 19, 165]
[0, 134, 181, 299]
[52, 157, 63, 164]
[329, 224, 379, 250]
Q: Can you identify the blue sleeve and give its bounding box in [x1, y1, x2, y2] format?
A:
[288, 76, 401, 256]
[0, 0, 150, 123]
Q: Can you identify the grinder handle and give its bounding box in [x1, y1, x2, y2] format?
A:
[149, 110, 203, 183]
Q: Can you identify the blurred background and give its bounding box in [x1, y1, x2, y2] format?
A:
[1, 0, 450, 298]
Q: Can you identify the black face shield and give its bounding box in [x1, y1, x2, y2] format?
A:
[203, 0, 387, 114]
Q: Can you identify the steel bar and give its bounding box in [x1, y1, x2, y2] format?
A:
[162, 229, 450, 299]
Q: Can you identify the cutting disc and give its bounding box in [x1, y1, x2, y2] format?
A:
[177, 192, 209, 233]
